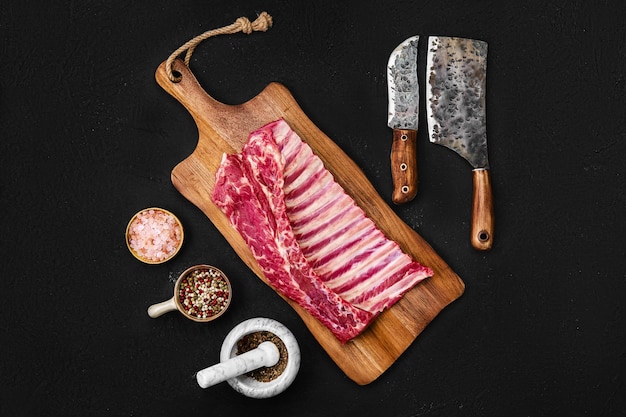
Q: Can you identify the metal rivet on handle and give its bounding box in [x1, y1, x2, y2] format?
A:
[400, 163, 407, 171]
[401, 185, 409, 193]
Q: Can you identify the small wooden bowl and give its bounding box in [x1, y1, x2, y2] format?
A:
[148, 265, 232, 322]
[126, 207, 184, 264]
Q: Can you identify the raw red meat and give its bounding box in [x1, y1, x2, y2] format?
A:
[212, 119, 432, 343]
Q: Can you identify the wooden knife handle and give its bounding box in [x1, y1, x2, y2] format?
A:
[391, 129, 418, 204]
[471, 168, 494, 250]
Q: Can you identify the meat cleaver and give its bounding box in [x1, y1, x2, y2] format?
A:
[426, 36, 494, 250]
[387, 35, 419, 204]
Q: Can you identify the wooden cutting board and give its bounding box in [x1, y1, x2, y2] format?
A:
[157, 59, 465, 385]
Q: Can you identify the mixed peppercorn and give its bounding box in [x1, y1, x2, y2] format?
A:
[177, 267, 230, 319]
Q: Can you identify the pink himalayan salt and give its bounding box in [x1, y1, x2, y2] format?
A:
[128, 209, 182, 262]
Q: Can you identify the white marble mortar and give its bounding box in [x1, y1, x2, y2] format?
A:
[196, 317, 300, 398]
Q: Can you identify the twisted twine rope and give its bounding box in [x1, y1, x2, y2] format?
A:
[166, 11, 273, 82]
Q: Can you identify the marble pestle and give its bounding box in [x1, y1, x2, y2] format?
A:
[196, 341, 280, 389]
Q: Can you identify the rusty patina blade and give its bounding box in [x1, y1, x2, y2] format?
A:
[387, 35, 419, 130]
[426, 36, 489, 169]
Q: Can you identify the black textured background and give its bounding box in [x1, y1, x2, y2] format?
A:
[1, 1, 624, 416]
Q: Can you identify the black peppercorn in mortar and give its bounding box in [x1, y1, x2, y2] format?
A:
[236, 331, 288, 382]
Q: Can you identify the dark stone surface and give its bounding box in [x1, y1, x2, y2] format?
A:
[1, 1, 624, 415]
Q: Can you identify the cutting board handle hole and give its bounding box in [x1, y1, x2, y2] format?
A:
[170, 70, 182, 82]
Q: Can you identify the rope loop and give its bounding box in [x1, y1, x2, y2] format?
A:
[166, 12, 273, 83]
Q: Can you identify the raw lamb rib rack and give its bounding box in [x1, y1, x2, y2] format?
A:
[212, 119, 433, 343]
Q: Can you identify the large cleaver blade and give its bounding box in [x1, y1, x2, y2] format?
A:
[426, 36, 494, 250]
[387, 35, 419, 204]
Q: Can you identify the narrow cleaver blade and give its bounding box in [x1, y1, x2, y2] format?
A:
[426, 36, 494, 250]
[387, 35, 419, 204]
